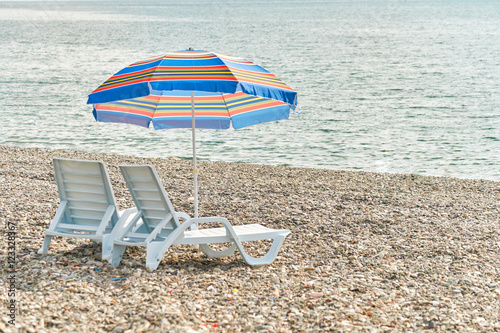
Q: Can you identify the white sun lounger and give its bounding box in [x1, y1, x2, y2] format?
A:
[104, 164, 290, 271]
[38, 158, 136, 256]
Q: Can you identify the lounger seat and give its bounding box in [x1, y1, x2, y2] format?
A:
[182, 224, 282, 243]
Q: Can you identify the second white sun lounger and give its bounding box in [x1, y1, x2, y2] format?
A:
[104, 164, 290, 271]
[38, 158, 136, 256]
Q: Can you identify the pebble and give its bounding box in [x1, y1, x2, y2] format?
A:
[1, 146, 499, 332]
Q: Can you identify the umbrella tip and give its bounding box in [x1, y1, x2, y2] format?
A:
[187, 47, 195, 51]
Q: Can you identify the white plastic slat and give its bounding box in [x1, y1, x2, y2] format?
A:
[63, 180, 103, 186]
[68, 206, 107, 213]
[140, 206, 166, 212]
[142, 215, 164, 220]
[136, 197, 162, 202]
[67, 198, 108, 204]
[61, 170, 101, 177]
[127, 177, 152, 182]
[124, 232, 149, 239]
[58, 223, 99, 232]
[70, 215, 102, 221]
[65, 188, 107, 195]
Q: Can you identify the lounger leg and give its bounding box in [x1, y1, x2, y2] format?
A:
[109, 245, 127, 267]
[235, 235, 287, 266]
[38, 235, 53, 255]
[101, 234, 113, 261]
[102, 208, 138, 262]
[145, 242, 168, 271]
[145, 254, 161, 271]
[199, 243, 237, 258]
[189, 217, 289, 266]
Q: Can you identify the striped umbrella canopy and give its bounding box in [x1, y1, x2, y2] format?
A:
[87, 49, 298, 217]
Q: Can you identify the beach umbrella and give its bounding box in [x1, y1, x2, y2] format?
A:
[87, 49, 297, 218]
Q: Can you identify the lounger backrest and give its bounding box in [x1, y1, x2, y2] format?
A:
[120, 165, 181, 234]
[53, 158, 119, 230]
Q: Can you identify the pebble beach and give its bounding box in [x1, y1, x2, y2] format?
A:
[1, 145, 499, 332]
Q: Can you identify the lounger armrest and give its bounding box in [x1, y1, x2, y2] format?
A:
[176, 212, 201, 231]
[95, 205, 117, 235]
[117, 211, 143, 240]
[47, 201, 68, 231]
[145, 213, 173, 243]
[118, 207, 138, 228]
[110, 208, 139, 240]
[102, 207, 139, 261]
[175, 212, 193, 224]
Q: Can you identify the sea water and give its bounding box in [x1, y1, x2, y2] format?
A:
[1, 0, 499, 181]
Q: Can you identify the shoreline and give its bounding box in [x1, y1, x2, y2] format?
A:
[1, 145, 499, 332]
[5, 144, 498, 184]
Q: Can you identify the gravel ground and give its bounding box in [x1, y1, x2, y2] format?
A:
[1, 145, 499, 332]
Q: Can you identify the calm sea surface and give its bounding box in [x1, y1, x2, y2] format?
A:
[1, 1, 499, 181]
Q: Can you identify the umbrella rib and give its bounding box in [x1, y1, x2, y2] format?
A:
[221, 90, 236, 122]
[150, 85, 162, 125]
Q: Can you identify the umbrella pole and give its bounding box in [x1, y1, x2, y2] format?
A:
[191, 91, 199, 218]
